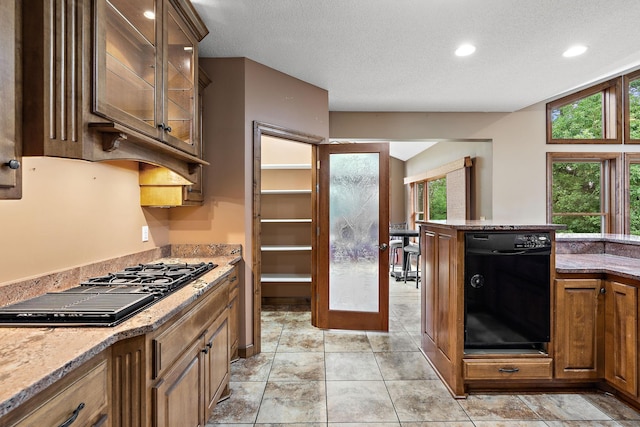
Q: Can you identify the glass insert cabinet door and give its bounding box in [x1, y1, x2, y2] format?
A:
[94, 0, 158, 136]
[93, 0, 198, 154]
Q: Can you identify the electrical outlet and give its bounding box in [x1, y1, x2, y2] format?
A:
[142, 226, 149, 242]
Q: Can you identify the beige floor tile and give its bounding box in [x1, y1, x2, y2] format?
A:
[398, 422, 475, 427]
[327, 380, 398, 423]
[277, 329, 325, 352]
[326, 352, 382, 380]
[458, 394, 542, 421]
[324, 330, 372, 352]
[472, 422, 549, 427]
[268, 352, 325, 381]
[375, 351, 438, 380]
[208, 381, 265, 424]
[368, 330, 420, 352]
[583, 392, 640, 420]
[385, 380, 470, 422]
[519, 393, 612, 421]
[231, 352, 274, 382]
[256, 381, 327, 423]
[544, 421, 625, 426]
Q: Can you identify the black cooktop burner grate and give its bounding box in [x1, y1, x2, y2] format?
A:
[0, 261, 217, 326]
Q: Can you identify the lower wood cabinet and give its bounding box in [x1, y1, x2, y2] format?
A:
[554, 278, 604, 379]
[153, 338, 204, 427]
[555, 277, 639, 399]
[2, 352, 109, 427]
[604, 280, 638, 396]
[228, 267, 240, 361]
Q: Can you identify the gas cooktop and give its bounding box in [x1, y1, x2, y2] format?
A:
[0, 262, 217, 327]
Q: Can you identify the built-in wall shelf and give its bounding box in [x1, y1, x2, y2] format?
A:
[261, 219, 312, 223]
[261, 273, 312, 283]
[261, 245, 312, 251]
[261, 164, 312, 170]
[261, 189, 312, 195]
[260, 137, 313, 304]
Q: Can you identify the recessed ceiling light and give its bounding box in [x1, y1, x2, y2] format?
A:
[455, 44, 476, 57]
[563, 45, 587, 58]
[143, 10, 155, 20]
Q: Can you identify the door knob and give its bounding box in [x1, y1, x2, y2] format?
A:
[379, 243, 388, 251]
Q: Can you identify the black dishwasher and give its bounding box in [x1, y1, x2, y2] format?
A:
[464, 232, 551, 350]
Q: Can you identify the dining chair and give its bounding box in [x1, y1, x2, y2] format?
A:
[389, 222, 407, 273]
[403, 237, 421, 288]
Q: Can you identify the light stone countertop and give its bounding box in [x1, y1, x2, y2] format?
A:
[418, 219, 566, 231]
[0, 255, 240, 418]
[556, 253, 640, 281]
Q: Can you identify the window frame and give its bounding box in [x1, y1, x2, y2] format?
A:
[546, 77, 622, 144]
[624, 153, 640, 235]
[624, 69, 640, 144]
[546, 152, 622, 234]
[412, 181, 425, 226]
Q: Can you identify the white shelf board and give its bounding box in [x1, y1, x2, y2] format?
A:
[261, 245, 312, 251]
[261, 189, 312, 194]
[261, 273, 312, 283]
[261, 218, 312, 223]
[261, 163, 312, 170]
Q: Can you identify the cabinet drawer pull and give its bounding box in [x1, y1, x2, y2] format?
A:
[58, 402, 85, 427]
[230, 276, 237, 283]
[498, 367, 520, 373]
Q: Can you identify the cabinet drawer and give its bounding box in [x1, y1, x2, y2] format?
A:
[463, 358, 552, 380]
[12, 358, 109, 427]
[153, 282, 229, 378]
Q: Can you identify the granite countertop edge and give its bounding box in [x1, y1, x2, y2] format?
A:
[556, 253, 640, 281]
[0, 254, 241, 418]
[417, 220, 565, 231]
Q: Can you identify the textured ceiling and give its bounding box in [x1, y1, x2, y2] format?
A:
[192, 0, 640, 113]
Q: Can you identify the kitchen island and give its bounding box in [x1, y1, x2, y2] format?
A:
[418, 220, 563, 398]
[0, 244, 242, 427]
[419, 221, 640, 411]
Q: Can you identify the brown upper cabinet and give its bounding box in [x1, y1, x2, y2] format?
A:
[22, 0, 208, 182]
[0, 0, 21, 200]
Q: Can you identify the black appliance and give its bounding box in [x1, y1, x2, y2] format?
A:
[464, 232, 551, 350]
[0, 262, 216, 327]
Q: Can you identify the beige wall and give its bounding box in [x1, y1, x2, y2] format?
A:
[330, 108, 545, 222]
[331, 106, 640, 223]
[405, 140, 493, 220]
[0, 157, 170, 285]
[389, 157, 406, 224]
[169, 58, 329, 350]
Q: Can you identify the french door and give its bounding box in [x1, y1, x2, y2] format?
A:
[314, 143, 390, 331]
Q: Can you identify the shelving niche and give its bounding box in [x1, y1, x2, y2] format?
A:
[260, 137, 313, 305]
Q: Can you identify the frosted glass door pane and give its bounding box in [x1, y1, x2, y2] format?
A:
[329, 153, 380, 312]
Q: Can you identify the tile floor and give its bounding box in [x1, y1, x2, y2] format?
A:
[207, 280, 640, 426]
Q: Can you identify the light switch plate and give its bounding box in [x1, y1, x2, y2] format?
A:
[142, 225, 149, 242]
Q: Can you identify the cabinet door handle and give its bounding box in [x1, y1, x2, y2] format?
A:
[156, 123, 172, 133]
[58, 402, 85, 427]
[600, 287, 606, 294]
[4, 159, 20, 170]
[498, 367, 520, 373]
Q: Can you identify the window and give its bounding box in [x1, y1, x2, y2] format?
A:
[547, 153, 621, 233]
[625, 154, 640, 235]
[624, 70, 640, 143]
[546, 78, 621, 144]
[428, 177, 447, 220]
[414, 181, 425, 223]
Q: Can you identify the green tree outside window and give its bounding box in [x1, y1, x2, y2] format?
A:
[630, 78, 640, 140]
[552, 162, 602, 233]
[551, 93, 603, 139]
[428, 178, 447, 220]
